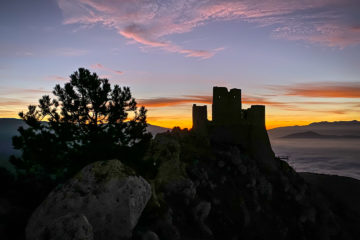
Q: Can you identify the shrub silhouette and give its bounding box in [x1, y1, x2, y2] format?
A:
[10, 68, 152, 182]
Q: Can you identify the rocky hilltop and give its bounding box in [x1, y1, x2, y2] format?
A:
[24, 128, 360, 240]
[134, 129, 358, 240]
[21, 86, 360, 240]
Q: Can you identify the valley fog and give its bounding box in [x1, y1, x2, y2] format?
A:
[270, 138, 360, 180]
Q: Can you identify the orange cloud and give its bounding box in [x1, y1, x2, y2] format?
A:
[241, 96, 288, 107]
[139, 95, 292, 108]
[277, 82, 360, 98]
[138, 96, 211, 107]
[0, 99, 29, 106]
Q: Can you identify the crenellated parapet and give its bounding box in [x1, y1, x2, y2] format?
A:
[243, 105, 265, 126]
[193, 86, 265, 130]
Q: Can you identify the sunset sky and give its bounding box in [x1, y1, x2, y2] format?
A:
[1, 0, 360, 129]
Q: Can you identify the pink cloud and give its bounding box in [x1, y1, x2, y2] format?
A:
[46, 75, 67, 82]
[119, 24, 220, 59]
[57, 0, 360, 56]
[273, 22, 360, 48]
[90, 63, 123, 75]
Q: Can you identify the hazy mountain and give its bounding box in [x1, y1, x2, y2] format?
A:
[268, 120, 360, 139]
[146, 124, 170, 135]
[281, 130, 360, 139]
[309, 120, 360, 127]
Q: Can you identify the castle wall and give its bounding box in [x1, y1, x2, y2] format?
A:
[246, 105, 265, 127]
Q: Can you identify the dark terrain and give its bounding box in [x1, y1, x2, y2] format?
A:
[1, 118, 360, 239]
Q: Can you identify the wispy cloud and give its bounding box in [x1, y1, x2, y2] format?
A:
[90, 63, 123, 75]
[0, 88, 51, 95]
[139, 96, 211, 107]
[57, 0, 360, 58]
[0, 98, 29, 106]
[0, 87, 51, 102]
[45, 75, 67, 82]
[139, 94, 289, 108]
[139, 92, 360, 121]
[276, 106, 350, 115]
[15, 51, 33, 56]
[52, 48, 88, 56]
[0, 97, 37, 118]
[272, 82, 360, 98]
[0, 88, 50, 118]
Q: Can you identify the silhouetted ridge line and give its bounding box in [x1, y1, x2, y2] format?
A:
[282, 130, 360, 139]
[309, 120, 360, 126]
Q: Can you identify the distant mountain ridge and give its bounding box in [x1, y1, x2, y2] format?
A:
[268, 120, 360, 139]
[309, 120, 360, 126]
[281, 130, 360, 139]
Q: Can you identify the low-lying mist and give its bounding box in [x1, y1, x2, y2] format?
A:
[270, 137, 360, 180]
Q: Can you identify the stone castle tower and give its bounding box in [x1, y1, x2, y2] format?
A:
[192, 87, 274, 168]
[192, 86, 266, 130]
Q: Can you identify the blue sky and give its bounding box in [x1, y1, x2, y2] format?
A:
[1, 0, 360, 128]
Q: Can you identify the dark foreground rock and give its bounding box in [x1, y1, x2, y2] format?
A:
[26, 159, 151, 240]
[300, 172, 360, 215]
[300, 172, 360, 237]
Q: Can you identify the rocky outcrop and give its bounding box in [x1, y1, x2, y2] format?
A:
[133, 130, 354, 240]
[26, 159, 151, 240]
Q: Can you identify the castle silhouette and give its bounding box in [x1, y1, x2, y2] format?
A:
[192, 87, 265, 130]
[192, 87, 274, 169]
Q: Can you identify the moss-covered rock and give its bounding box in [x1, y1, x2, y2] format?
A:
[91, 159, 135, 183]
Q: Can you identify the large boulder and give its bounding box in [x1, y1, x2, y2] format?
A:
[26, 159, 152, 240]
[44, 213, 93, 240]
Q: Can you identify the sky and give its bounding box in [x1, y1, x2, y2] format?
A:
[0, 0, 359, 129]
